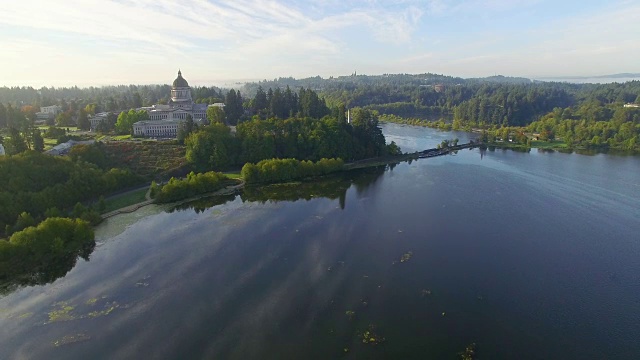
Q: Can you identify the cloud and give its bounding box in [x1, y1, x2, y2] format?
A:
[0, 0, 638, 85]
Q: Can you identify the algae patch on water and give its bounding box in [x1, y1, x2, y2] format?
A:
[458, 342, 477, 360]
[46, 296, 125, 323]
[87, 301, 120, 318]
[359, 324, 385, 345]
[52, 333, 91, 347]
[393, 251, 413, 264]
[48, 302, 77, 323]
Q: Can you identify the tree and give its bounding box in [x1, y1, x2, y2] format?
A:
[84, 103, 97, 115]
[177, 115, 196, 144]
[185, 124, 237, 171]
[132, 92, 143, 108]
[21, 105, 38, 124]
[0, 103, 7, 128]
[252, 86, 268, 116]
[32, 129, 44, 152]
[55, 111, 74, 127]
[206, 106, 225, 124]
[77, 109, 90, 130]
[5, 127, 27, 154]
[115, 109, 148, 135]
[96, 113, 116, 133]
[224, 89, 244, 125]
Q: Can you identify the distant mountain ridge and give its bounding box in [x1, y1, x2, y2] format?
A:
[537, 73, 640, 80]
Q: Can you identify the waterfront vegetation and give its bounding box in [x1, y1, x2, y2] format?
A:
[151, 171, 231, 204]
[0, 218, 95, 291]
[0, 151, 142, 237]
[241, 158, 344, 184]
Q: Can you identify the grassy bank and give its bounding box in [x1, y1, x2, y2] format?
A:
[101, 188, 148, 214]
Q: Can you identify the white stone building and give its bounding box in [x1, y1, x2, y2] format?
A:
[133, 70, 213, 138]
[35, 105, 62, 123]
[89, 112, 112, 131]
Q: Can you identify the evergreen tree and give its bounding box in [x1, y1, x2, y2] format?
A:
[0, 103, 6, 128]
[252, 86, 268, 117]
[6, 127, 27, 154]
[224, 89, 244, 125]
[32, 129, 44, 152]
[77, 109, 90, 130]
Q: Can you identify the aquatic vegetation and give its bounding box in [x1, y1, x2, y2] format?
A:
[393, 251, 413, 264]
[87, 302, 119, 318]
[345, 310, 356, 320]
[48, 302, 76, 323]
[458, 343, 477, 360]
[85, 298, 98, 306]
[18, 312, 33, 319]
[52, 333, 91, 347]
[135, 275, 151, 287]
[359, 324, 385, 345]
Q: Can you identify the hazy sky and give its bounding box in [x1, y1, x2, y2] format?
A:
[1, 0, 639, 87]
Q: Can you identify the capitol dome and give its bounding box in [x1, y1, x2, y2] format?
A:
[172, 70, 189, 88]
[171, 70, 192, 103]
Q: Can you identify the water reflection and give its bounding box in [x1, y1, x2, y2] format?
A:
[173, 166, 387, 213]
[0, 240, 96, 295]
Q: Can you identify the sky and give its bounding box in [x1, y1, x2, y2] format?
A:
[1, 0, 639, 87]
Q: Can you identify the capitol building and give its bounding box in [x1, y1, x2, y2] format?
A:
[133, 70, 221, 138]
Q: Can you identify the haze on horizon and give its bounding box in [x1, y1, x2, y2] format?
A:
[1, 0, 639, 88]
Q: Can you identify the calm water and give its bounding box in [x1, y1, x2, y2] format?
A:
[1, 123, 639, 359]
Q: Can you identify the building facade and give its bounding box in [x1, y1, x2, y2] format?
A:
[35, 105, 62, 123]
[89, 112, 112, 131]
[133, 70, 214, 138]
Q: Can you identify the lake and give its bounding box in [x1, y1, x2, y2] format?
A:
[1, 123, 639, 359]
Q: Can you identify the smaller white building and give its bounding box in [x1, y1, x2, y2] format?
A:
[133, 119, 183, 138]
[623, 103, 639, 108]
[0, 144, 5, 156]
[90, 112, 111, 131]
[36, 105, 62, 123]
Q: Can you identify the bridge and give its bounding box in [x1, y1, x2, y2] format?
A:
[344, 141, 482, 170]
[416, 141, 481, 158]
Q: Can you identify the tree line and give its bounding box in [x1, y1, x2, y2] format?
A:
[186, 108, 393, 172]
[0, 217, 94, 291]
[241, 158, 344, 184]
[151, 171, 230, 203]
[0, 151, 143, 237]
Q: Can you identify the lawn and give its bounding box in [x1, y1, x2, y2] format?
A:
[223, 172, 242, 179]
[101, 187, 149, 213]
[43, 138, 57, 150]
[530, 140, 568, 149]
[112, 134, 132, 141]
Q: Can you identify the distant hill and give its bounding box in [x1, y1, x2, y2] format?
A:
[536, 73, 640, 80]
[467, 75, 532, 84]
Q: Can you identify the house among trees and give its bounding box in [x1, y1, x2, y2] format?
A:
[35, 105, 62, 124]
[133, 70, 211, 137]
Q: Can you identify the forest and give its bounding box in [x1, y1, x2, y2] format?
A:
[0, 151, 142, 238]
[185, 107, 392, 172]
